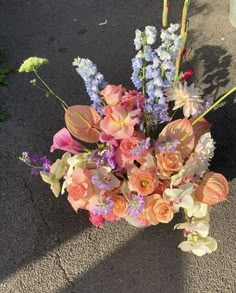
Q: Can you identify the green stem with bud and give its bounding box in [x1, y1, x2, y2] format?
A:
[33, 70, 68, 109]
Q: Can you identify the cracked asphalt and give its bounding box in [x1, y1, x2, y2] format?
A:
[0, 0, 236, 292]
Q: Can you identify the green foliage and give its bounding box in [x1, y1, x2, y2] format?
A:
[0, 67, 11, 85]
[0, 48, 11, 122]
[0, 108, 11, 123]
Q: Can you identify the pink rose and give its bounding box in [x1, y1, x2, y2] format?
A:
[100, 84, 125, 105]
[100, 105, 140, 140]
[50, 128, 84, 154]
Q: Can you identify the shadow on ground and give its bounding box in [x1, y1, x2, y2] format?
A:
[58, 222, 184, 293]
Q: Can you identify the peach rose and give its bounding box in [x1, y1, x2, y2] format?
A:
[100, 105, 140, 140]
[129, 167, 159, 196]
[157, 151, 183, 178]
[110, 195, 128, 218]
[100, 85, 125, 105]
[67, 167, 93, 211]
[145, 194, 174, 225]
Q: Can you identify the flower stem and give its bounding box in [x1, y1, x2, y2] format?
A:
[175, 0, 191, 81]
[192, 86, 236, 126]
[162, 0, 169, 29]
[33, 70, 68, 108]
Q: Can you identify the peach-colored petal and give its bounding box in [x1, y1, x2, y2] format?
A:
[194, 172, 228, 205]
[145, 196, 174, 225]
[156, 151, 183, 178]
[100, 84, 125, 105]
[159, 118, 195, 159]
[100, 105, 140, 140]
[67, 195, 89, 212]
[190, 118, 211, 144]
[111, 195, 128, 218]
[129, 167, 159, 196]
[65, 105, 101, 143]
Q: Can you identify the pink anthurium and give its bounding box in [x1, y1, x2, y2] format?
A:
[50, 128, 84, 155]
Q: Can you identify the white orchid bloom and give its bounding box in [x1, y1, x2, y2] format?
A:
[163, 183, 194, 212]
[186, 201, 208, 219]
[178, 236, 217, 256]
[174, 221, 210, 238]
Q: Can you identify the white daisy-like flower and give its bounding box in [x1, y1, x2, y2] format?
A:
[166, 82, 203, 117]
[183, 132, 215, 178]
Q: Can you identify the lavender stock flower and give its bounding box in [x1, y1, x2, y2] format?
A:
[19, 152, 51, 176]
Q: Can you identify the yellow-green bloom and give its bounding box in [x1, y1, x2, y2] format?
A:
[19, 57, 48, 73]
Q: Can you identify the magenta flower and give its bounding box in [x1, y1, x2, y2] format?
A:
[50, 128, 84, 154]
[89, 212, 104, 228]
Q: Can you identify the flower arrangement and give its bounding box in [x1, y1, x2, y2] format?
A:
[19, 0, 236, 256]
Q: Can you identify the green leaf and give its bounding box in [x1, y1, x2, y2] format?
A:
[0, 110, 11, 122]
[0, 67, 10, 86]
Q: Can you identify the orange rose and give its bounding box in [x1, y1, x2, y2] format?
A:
[111, 195, 128, 218]
[129, 167, 159, 196]
[145, 194, 174, 225]
[157, 151, 183, 178]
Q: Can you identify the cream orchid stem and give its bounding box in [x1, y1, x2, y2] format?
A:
[192, 86, 236, 126]
[162, 0, 169, 28]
